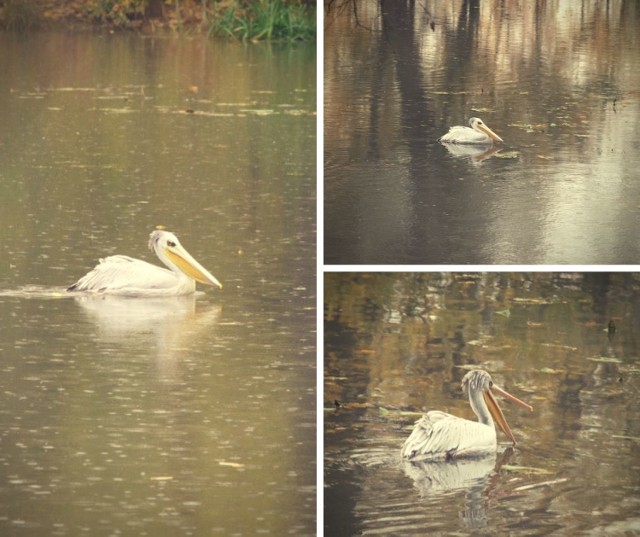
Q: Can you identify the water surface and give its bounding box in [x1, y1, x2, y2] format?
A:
[0, 31, 316, 536]
[325, 273, 640, 535]
[325, 0, 640, 264]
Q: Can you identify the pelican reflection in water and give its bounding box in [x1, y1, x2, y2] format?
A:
[439, 117, 504, 145]
[68, 229, 222, 296]
[401, 370, 532, 461]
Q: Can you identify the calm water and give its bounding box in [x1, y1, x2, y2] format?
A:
[325, 273, 640, 535]
[0, 32, 316, 535]
[325, 0, 640, 264]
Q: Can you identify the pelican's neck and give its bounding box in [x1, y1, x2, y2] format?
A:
[469, 389, 493, 426]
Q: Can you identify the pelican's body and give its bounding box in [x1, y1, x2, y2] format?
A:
[439, 117, 503, 145]
[401, 370, 532, 461]
[67, 229, 222, 297]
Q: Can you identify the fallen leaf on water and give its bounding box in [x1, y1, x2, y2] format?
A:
[219, 461, 245, 469]
[541, 343, 578, 351]
[502, 465, 554, 475]
[514, 478, 568, 492]
[379, 407, 423, 420]
[587, 356, 622, 364]
[509, 122, 547, 131]
[539, 367, 564, 374]
[240, 109, 275, 116]
[612, 435, 640, 442]
[429, 90, 471, 95]
[494, 151, 520, 159]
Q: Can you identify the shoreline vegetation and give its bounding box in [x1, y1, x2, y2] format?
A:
[0, 0, 316, 41]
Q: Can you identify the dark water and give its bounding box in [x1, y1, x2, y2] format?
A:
[324, 0, 640, 264]
[0, 32, 316, 535]
[325, 273, 640, 535]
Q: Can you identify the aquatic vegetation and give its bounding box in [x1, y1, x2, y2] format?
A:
[207, 0, 316, 41]
[0, 0, 42, 29]
[84, 0, 146, 27]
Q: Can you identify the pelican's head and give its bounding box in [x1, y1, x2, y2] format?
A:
[462, 369, 532, 445]
[149, 229, 222, 289]
[469, 117, 504, 143]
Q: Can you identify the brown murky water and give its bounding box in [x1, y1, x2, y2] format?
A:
[0, 32, 316, 536]
[325, 273, 640, 535]
[325, 0, 640, 264]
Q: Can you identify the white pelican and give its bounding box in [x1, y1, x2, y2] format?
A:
[439, 117, 503, 145]
[401, 370, 532, 461]
[67, 229, 222, 296]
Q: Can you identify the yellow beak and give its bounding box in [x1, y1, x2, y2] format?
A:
[165, 246, 223, 289]
[483, 384, 532, 445]
[478, 123, 504, 143]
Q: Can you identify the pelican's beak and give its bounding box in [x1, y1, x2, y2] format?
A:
[165, 243, 223, 289]
[483, 385, 532, 445]
[478, 123, 504, 143]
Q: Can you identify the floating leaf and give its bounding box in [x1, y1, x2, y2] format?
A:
[502, 465, 554, 475]
[541, 343, 578, 351]
[219, 461, 245, 469]
[379, 407, 423, 420]
[240, 109, 275, 116]
[514, 478, 568, 492]
[587, 356, 622, 364]
[429, 90, 470, 95]
[612, 435, 640, 442]
[539, 367, 564, 374]
[494, 151, 520, 159]
[509, 122, 547, 131]
[512, 297, 559, 304]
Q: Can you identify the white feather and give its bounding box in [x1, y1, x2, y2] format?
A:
[439, 117, 503, 145]
[401, 410, 497, 461]
[67, 255, 194, 296]
[67, 230, 221, 297]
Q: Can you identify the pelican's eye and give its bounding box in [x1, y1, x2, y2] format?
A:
[489, 381, 493, 388]
[167, 241, 176, 248]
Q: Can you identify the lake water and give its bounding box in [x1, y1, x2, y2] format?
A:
[324, 272, 640, 535]
[0, 32, 316, 536]
[324, 0, 640, 264]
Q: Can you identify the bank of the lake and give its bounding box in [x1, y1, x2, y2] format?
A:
[0, 0, 315, 41]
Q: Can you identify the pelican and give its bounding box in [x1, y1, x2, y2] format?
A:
[401, 370, 532, 461]
[439, 117, 503, 145]
[67, 229, 222, 296]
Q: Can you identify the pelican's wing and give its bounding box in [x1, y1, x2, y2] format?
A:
[67, 255, 178, 294]
[438, 127, 467, 142]
[402, 411, 458, 460]
[439, 126, 489, 144]
[401, 411, 494, 461]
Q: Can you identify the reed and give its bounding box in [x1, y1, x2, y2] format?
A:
[208, 0, 315, 42]
[0, 0, 41, 30]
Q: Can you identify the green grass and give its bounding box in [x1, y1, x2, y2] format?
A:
[208, 0, 315, 42]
